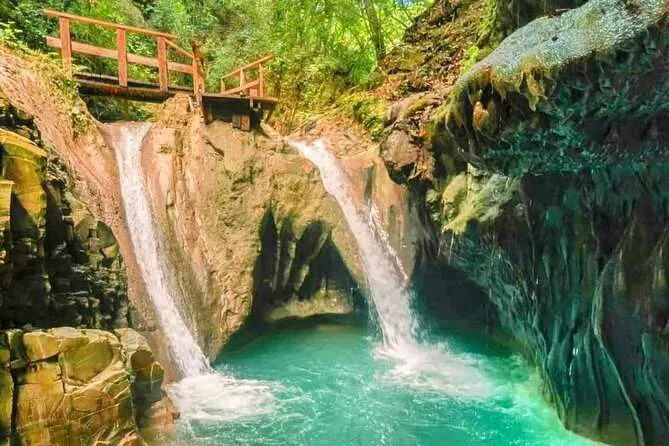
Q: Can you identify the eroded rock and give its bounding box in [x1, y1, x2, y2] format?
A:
[1, 327, 174, 446]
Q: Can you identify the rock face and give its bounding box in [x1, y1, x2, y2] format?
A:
[0, 98, 128, 330]
[131, 102, 371, 357]
[0, 49, 175, 445]
[377, 0, 669, 444]
[0, 327, 174, 445]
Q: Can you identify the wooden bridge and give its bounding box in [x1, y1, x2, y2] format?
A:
[44, 10, 277, 129]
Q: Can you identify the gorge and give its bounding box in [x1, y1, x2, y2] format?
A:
[0, 0, 668, 444]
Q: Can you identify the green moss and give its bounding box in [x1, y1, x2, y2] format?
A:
[460, 46, 482, 75]
[337, 91, 389, 141]
[437, 0, 669, 176]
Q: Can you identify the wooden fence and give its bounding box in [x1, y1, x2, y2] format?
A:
[45, 9, 203, 97]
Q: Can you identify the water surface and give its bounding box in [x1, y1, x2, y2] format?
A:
[176, 325, 597, 446]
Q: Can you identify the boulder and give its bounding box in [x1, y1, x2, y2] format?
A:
[54, 329, 123, 383]
[115, 329, 165, 411]
[0, 327, 168, 445]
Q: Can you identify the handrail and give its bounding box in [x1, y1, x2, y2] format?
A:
[220, 55, 272, 98]
[45, 9, 202, 100]
[165, 39, 193, 59]
[221, 55, 273, 80]
[44, 9, 177, 40]
[43, 10, 277, 108]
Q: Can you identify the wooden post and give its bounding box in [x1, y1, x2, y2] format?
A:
[239, 70, 246, 96]
[59, 17, 73, 77]
[116, 29, 128, 87]
[157, 37, 169, 92]
[258, 63, 264, 98]
[192, 57, 200, 101]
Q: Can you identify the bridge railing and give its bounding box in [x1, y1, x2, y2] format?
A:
[44, 9, 204, 97]
[220, 55, 272, 98]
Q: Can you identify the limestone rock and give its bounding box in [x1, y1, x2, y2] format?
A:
[115, 329, 165, 411]
[415, 1, 669, 444]
[380, 129, 422, 182]
[0, 124, 129, 331]
[439, 0, 669, 174]
[0, 368, 11, 440]
[0, 327, 169, 445]
[22, 332, 59, 362]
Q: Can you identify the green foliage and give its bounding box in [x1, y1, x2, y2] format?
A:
[144, 0, 431, 128]
[2, 0, 431, 125]
[0, 21, 24, 46]
[338, 91, 389, 140]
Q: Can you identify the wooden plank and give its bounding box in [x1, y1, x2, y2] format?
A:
[220, 55, 273, 80]
[75, 72, 192, 92]
[45, 9, 177, 40]
[239, 70, 246, 88]
[76, 79, 172, 102]
[157, 37, 169, 92]
[201, 93, 279, 104]
[116, 29, 128, 87]
[222, 79, 260, 96]
[59, 18, 72, 77]
[47, 37, 194, 74]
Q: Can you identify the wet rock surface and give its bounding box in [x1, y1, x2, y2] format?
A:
[375, 0, 669, 444]
[0, 327, 174, 445]
[138, 102, 369, 357]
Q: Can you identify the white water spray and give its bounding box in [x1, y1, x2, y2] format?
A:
[290, 139, 417, 348]
[113, 123, 208, 376]
[290, 138, 492, 397]
[110, 123, 276, 423]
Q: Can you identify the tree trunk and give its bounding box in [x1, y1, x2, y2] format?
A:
[362, 0, 386, 59]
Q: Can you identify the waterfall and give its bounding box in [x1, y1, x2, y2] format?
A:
[108, 123, 277, 424]
[290, 138, 493, 397]
[112, 123, 209, 377]
[290, 139, 418, 348]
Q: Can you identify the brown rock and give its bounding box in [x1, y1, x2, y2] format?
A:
[55, 329, 122, 383]
[22, 332, 59, 362]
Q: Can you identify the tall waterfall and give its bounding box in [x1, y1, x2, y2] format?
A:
[290, 138, 493, 397]
[290, 139, 418, 348]
[109, 123, 277, 423]
[112, 123, 209, 377]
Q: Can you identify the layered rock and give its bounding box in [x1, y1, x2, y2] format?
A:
[0, 327, 174, 445]
[377, 0, 669, 444]
[0, 103, 128, 330]
[0, 49, 175, 445]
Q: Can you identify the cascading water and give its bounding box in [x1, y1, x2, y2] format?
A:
[109, 123, 277, 425]
[112, 122, 208, 376]
[290, 139, 417, 347]
[289, 138, 492, 397]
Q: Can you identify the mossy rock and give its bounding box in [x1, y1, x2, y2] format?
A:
[0, 129, 47, 237]
[437, 0, 669, 175]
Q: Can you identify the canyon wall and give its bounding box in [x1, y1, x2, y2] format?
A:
[374, 0, 669, 444]
[138, 101, 415, 357]
[0, 48, 174, 444]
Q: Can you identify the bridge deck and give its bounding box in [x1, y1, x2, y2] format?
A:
[44, 9, 277, 128]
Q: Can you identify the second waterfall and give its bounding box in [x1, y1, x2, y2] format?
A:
[290, 138, 492, 397]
